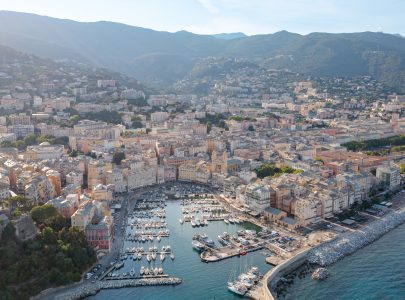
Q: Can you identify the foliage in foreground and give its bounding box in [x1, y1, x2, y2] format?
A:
[0, 207, 96, 300]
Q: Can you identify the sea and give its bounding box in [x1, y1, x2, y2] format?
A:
[285, 223, 405, 300]
[88, 200, 273, 300]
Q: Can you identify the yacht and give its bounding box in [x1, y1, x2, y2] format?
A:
[152, 252, 157, 260]
[179, 218, 184, 224]
[146, 254, 151, 262]
[137, 253, 142, 260]
[158, 267, 163, 274]
[165, 245, 171, 252]
[157, 235, 161, 242]
[192, 240, 205, 252]
[224, 218, 230, 224]
[160, 253, 165, 261]
[191, 219, 197, 227]
[228, 282, 247, 296]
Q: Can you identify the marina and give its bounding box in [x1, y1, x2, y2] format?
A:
[88, 184, 273, 300]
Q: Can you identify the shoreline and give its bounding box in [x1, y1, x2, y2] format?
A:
[262, 207, 405, 300]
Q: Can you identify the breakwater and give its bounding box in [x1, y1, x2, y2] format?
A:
[54, 278, 182, 300]
[308, 208, 405, 266]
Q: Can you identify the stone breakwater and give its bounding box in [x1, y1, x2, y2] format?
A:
[308, 209, 405, 266]
[53, 278, 182, 300]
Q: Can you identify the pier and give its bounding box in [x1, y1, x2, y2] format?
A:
[200, 245, 264, 263]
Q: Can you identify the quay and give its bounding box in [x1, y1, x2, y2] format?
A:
[54, 277, 182, 300]
[104, 274, 169, 280]
[200, 245, 264, 263]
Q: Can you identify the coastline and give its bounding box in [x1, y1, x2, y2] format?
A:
[261, 207, 405, 300]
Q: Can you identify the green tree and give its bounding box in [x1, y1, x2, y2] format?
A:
[112, 152, 126, 165]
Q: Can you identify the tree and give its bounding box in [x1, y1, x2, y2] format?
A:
[30, 204, 59, 225]
[23, 134, 37, 147]
[112, 152, 126, 165]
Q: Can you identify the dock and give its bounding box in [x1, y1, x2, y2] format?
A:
[266, 256, 284, 266]
[200, 246, 264, 262]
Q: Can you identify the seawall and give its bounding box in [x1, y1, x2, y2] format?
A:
[262, 207, 405, 299]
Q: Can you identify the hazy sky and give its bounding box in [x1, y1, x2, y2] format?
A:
[0, 0, 404, 35]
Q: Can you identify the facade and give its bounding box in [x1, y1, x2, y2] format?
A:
[244, 183, 271, 213]
[376, 166, 401, 190]
[85, 216, 113, 251]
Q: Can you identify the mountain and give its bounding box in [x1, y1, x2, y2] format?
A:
[0, 11, 405, 91]
[212, 32, 247, 40]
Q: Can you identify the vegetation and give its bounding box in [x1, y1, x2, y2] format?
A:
[83, 110, 122, 124]
[0, 206, 96, 300]
[0, 196, 32, 218]
[342, 135, 405, 152]
[400, 164, 405, 175]
[0, 135, 69, 150]
[197, 113, 229, 130]
[255, 163, 303, 179]
[112, 151, 126, 165]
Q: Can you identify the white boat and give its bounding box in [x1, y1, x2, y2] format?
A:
[160, 253, 165, 261]
[157, 235, 161, 242]
[162, 246, 166, 252]
[152, 252, 157, 261]
[144, 268, 150, 275]
[154, 267, 159, 275]
[165, 245, 171, 252]
[146, 254, 151, 262]
[170, 253, 175, 260]
[179, 218, 184, 224]
[204, 219, 208, 226]
[158, 267, 163, 274]
[224, 219, 230, 224]
[129, 268, 135, 277]
[191, 220, 196, 227]
[228, 282, 247, 296]
[137, 253, 142, 260]
[140, 266, 145, 275]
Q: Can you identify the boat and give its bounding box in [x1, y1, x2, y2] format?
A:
[146, 254, 151, 262]
[229, 218, 235, 224]
[239, 250, 248, 256]
[152, 252, 157, 260]
[144, 268, 150, 275]
[140, 266, 145, 275]
[195, 218, 201, 227]
[170, 253, 175, 260]
[192, 240, 205, 252]
[191, 220, 197, 227]
[165, 245, 171, 252]
[149, 235, 154, 241]
[228, 282, 247, 296]
[157, 235, 161, 242]
[224, 219, 230, 224]
[179, 218, 184, 224]
[204, 219, 209, 226]
[158, 267, 163, 274]
[162, 246, 166, 252]
[129, 268, 135, 277]
[160, 253, 165, 261]
[114, 262, 124, 269]
[154, 267, 159, 276]
[137, 253, 142, 260]
[201, 236, 215, 248]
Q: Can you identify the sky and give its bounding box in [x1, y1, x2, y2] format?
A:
[0, 0, 404, 35]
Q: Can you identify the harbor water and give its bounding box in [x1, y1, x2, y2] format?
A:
[88, 200, 272, 300]
[286, 223, 405, 300]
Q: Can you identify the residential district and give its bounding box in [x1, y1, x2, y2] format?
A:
[1, 54, 405, 300]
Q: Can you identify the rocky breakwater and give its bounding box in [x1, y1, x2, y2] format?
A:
[54, 277, 182, 300]
[308, 208, 405, 266]
[311, 267, 329, 281]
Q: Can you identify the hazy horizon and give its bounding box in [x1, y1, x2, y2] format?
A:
[0, 0, 404, 36]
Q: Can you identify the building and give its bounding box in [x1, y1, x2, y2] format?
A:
[85, 216, 113, 251]
[244, 183, 271, 214]
[25, 142, 64, 161]
[71, 201, 96, 231]
[376, 166, 401, 190]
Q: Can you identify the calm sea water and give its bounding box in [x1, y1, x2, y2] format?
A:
[286, 223, 405, 300]
[88, 200, 272, 300]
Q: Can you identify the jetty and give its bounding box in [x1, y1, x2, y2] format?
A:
[54, 277, 182, 300]
[200, 245, 264, 262]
